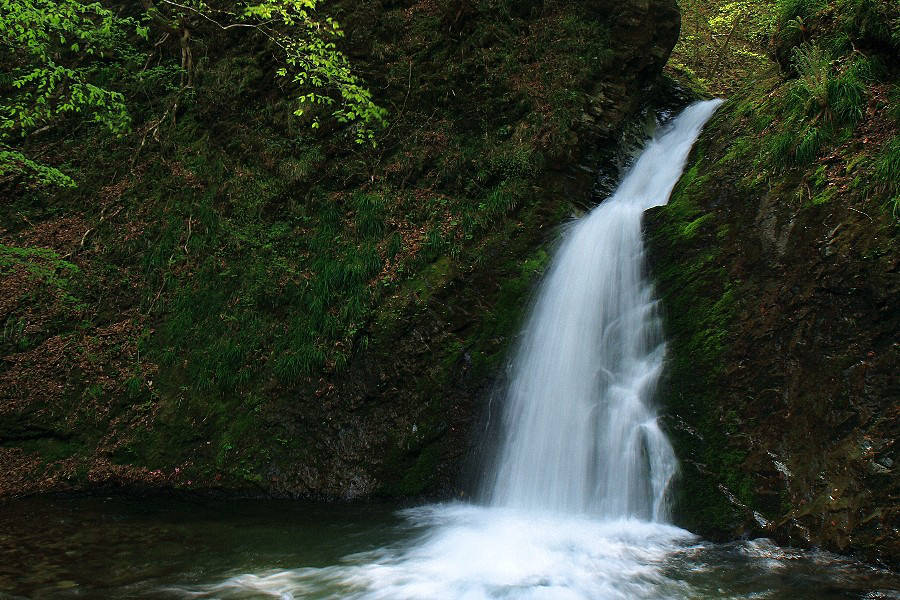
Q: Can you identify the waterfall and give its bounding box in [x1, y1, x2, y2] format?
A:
[487, 99, 723, 520]
[182, 100, 724, 599]
[160, 99, 887, 600]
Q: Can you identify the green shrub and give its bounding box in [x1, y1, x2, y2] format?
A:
[888, 84, 900, 123]
[353, 192, 386, 239]
[794, 125, 827, 163]
[765, 44, 868, 167]
[835, 0, 900, 53]
[874, 136, 900, 217]
[828, 74, 866, 124]
[789, 44, 831, 120]
[766, 131, 796, 167]
[775, 0, 826, 48]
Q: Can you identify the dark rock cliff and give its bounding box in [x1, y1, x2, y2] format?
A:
[646, 99, 898, 565]
[0, 0, 680, 499]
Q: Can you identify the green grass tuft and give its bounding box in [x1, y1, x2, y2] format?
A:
[874, 136, 900, 218]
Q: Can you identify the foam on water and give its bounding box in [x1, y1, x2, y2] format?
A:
[174, 504, 696, 599]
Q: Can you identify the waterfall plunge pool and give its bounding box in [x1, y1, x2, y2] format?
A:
[1, 496, 898, 599]
[5, 102, 897, 600]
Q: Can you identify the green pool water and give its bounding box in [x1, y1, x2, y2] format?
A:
[0, 496, 897, 599]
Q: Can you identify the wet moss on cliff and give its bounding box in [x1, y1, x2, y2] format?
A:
[648, 7, 899, 559]
[646, 125, 755, 536]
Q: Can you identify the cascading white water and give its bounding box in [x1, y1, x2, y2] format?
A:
[488, 99, 723, 520]
[180, 100, 723, 600]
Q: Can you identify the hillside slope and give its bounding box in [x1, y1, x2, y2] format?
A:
[1, 0, 680, 498]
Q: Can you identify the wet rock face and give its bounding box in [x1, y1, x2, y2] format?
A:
[581, 0, 681, 140]
[645, 107, 899, 565]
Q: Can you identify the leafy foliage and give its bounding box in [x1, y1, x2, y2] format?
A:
[0, 0, 385, 189]
[0, 0, 143, 187]
[0, 243, 79, 288]
[0, 0, 629, 420]
[668, 0, 778, 94]
[143, 0, 387, 143]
